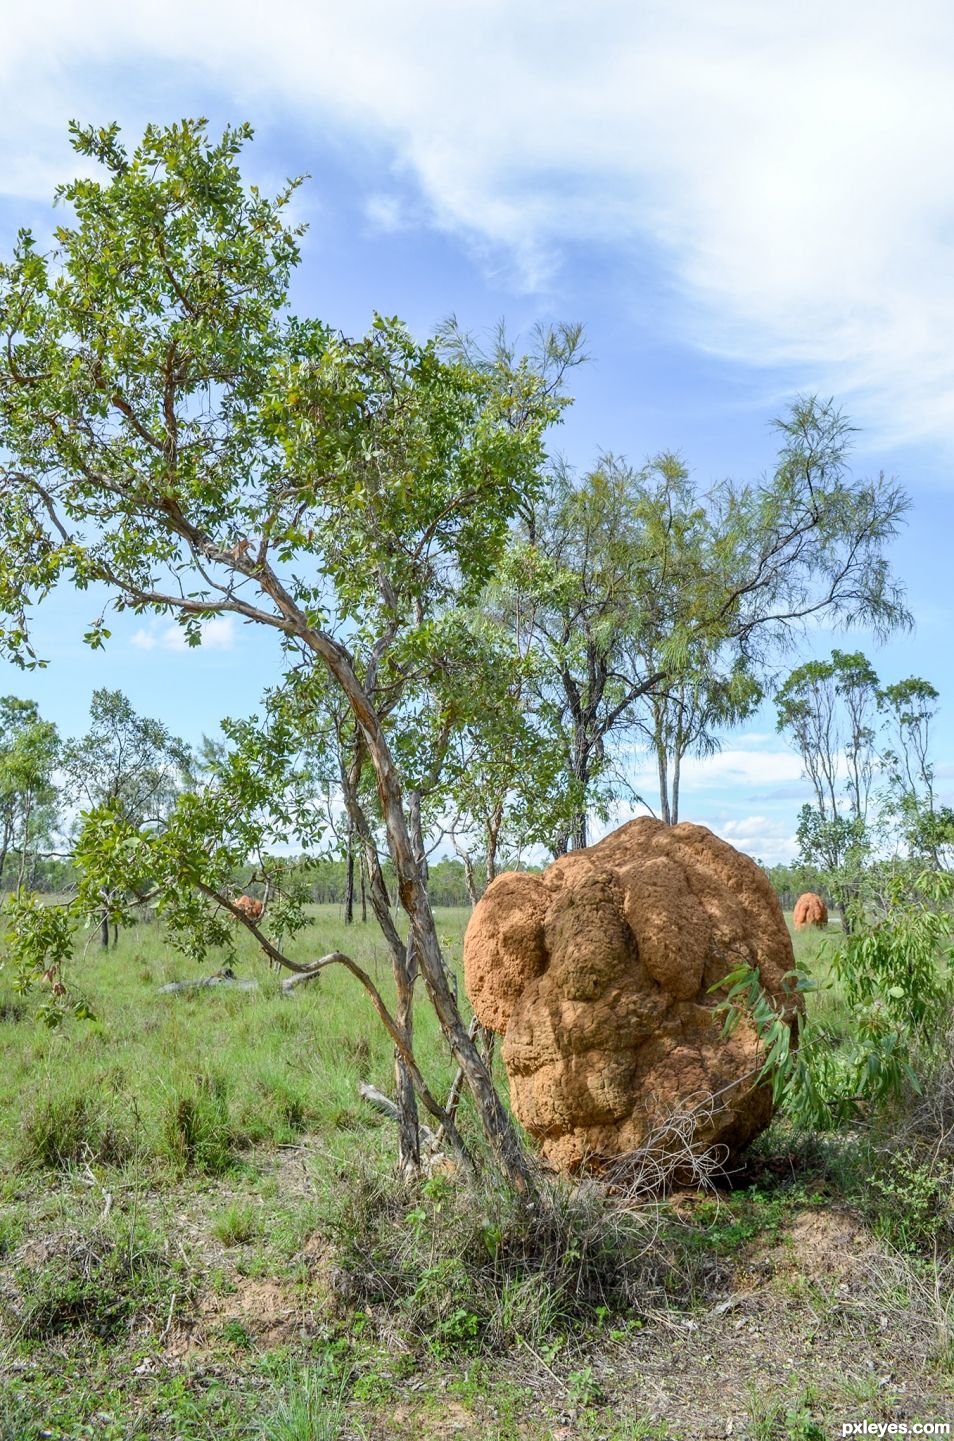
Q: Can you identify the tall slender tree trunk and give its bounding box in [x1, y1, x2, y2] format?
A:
[360, 860, 367, 923]
[259, 571, 538, 1196]
[0, 818, 12, 884]
[394, 933, 420, 1178]
[671, 748, 682, 826]
[671, 693, 685, 826]
[16, 794, 32, 896]
[656, 739, 671, 825]
[485, 805, 503, 886]
[342, 752, 423, 1178]
[344, 821, 355, 924]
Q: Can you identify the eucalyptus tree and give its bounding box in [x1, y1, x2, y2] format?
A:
[631, 660, 763, 826]
[59, 688, 194, 945]
[506, 415, 908, 851]
[878, 678, 954, 868]
[775, 650, 885, 926]
[0, 119, 573, 1191]
[0, 696, 59, 891]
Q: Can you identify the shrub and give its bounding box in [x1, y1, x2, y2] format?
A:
[15, 1088, 134, 1171]
[318, 1157, 668, 1355]
[716, 870, 954, 1129]
[260, 1362, 349, 1441]
[211, 1201, 261, 1246]
[161, 1071, 240, 1175]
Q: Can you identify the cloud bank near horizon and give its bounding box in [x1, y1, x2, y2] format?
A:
[3, 2, 954, 448]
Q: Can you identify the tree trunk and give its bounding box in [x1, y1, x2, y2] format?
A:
[671, 748, 681, 826]
[568, 731, 594, 850]
[257, 569, 537, 1195]
[100, 910, 110, 950]
[16, 794, 32, 895]
[360, 860, 367, 923]
[342, 753, 425, 1177]
[463, 853, 479, 906]
[394, 932, 420, 1178]
[358, 703, 535, 1192]
[0, 817, 12, 884]
[344, 821, 355, 924]
[671, 693, 685, 826]
[485, 805, 502, 885]
[656, 739, 671, 826]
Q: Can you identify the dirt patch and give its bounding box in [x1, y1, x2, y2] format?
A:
[168, 1274, 317, 1356]
[782, 1206, 875, 1278]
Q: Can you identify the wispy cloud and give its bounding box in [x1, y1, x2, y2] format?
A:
[717, 815, 798, 865]
[363, 193, 415, 235]
[130, 617, 236, 653]
[2, 2, 953, 445]
[629, 746, 806, 793]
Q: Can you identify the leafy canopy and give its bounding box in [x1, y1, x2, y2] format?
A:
[0, 119, 560, 672]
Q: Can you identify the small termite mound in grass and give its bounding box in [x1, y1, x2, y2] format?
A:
[793, 892, 828, 930]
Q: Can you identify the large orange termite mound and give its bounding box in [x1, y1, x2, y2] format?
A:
[463, 818, 801, 1176]
[793, 892, 828, 930]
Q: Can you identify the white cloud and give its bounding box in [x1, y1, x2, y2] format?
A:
[717, 815, 798, 865]
[606, 799, 798, 863]
[629, 746, 806, 793]
[130, 617, 236, 652]
[363, 193, 414, 235]
[3, 2, 954, 443]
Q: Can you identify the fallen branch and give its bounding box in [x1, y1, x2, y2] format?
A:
[358, 1082, 439, 1149]
[157, 973, 259, 995]
[280, 965, 327, 993]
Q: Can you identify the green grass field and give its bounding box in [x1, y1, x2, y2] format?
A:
[0, 905, 473, 1181]
[0, 906, 950, 1440]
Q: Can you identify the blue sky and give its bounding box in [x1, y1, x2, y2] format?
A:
[1, 1, 952, 863]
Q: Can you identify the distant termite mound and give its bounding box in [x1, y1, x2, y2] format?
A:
[793, 892, 828, 930]
[463, 818, 801, 1177]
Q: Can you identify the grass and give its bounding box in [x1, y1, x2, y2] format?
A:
[0, 905, 470, 1180]
[260, 1361, 350, 1441]
[0, 904, 951, 1438]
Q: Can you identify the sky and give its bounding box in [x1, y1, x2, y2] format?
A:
[0, 1, 952, 864]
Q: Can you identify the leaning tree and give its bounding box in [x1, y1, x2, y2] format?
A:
[0, 119, 582, 1192]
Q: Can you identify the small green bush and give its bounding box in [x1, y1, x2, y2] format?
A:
[212, 1201, 261, 1246]
[318, 1158, 667, 1355]
[260, 1362, 348, 1441]
[15, 1089, 134, 1171]
[5, 1219, 180, 1341]
[162, 1071, 239, 1174]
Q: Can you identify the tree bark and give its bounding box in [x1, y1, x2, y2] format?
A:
[394, 932, 420, 1179]
[344, 821, 355, 925]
